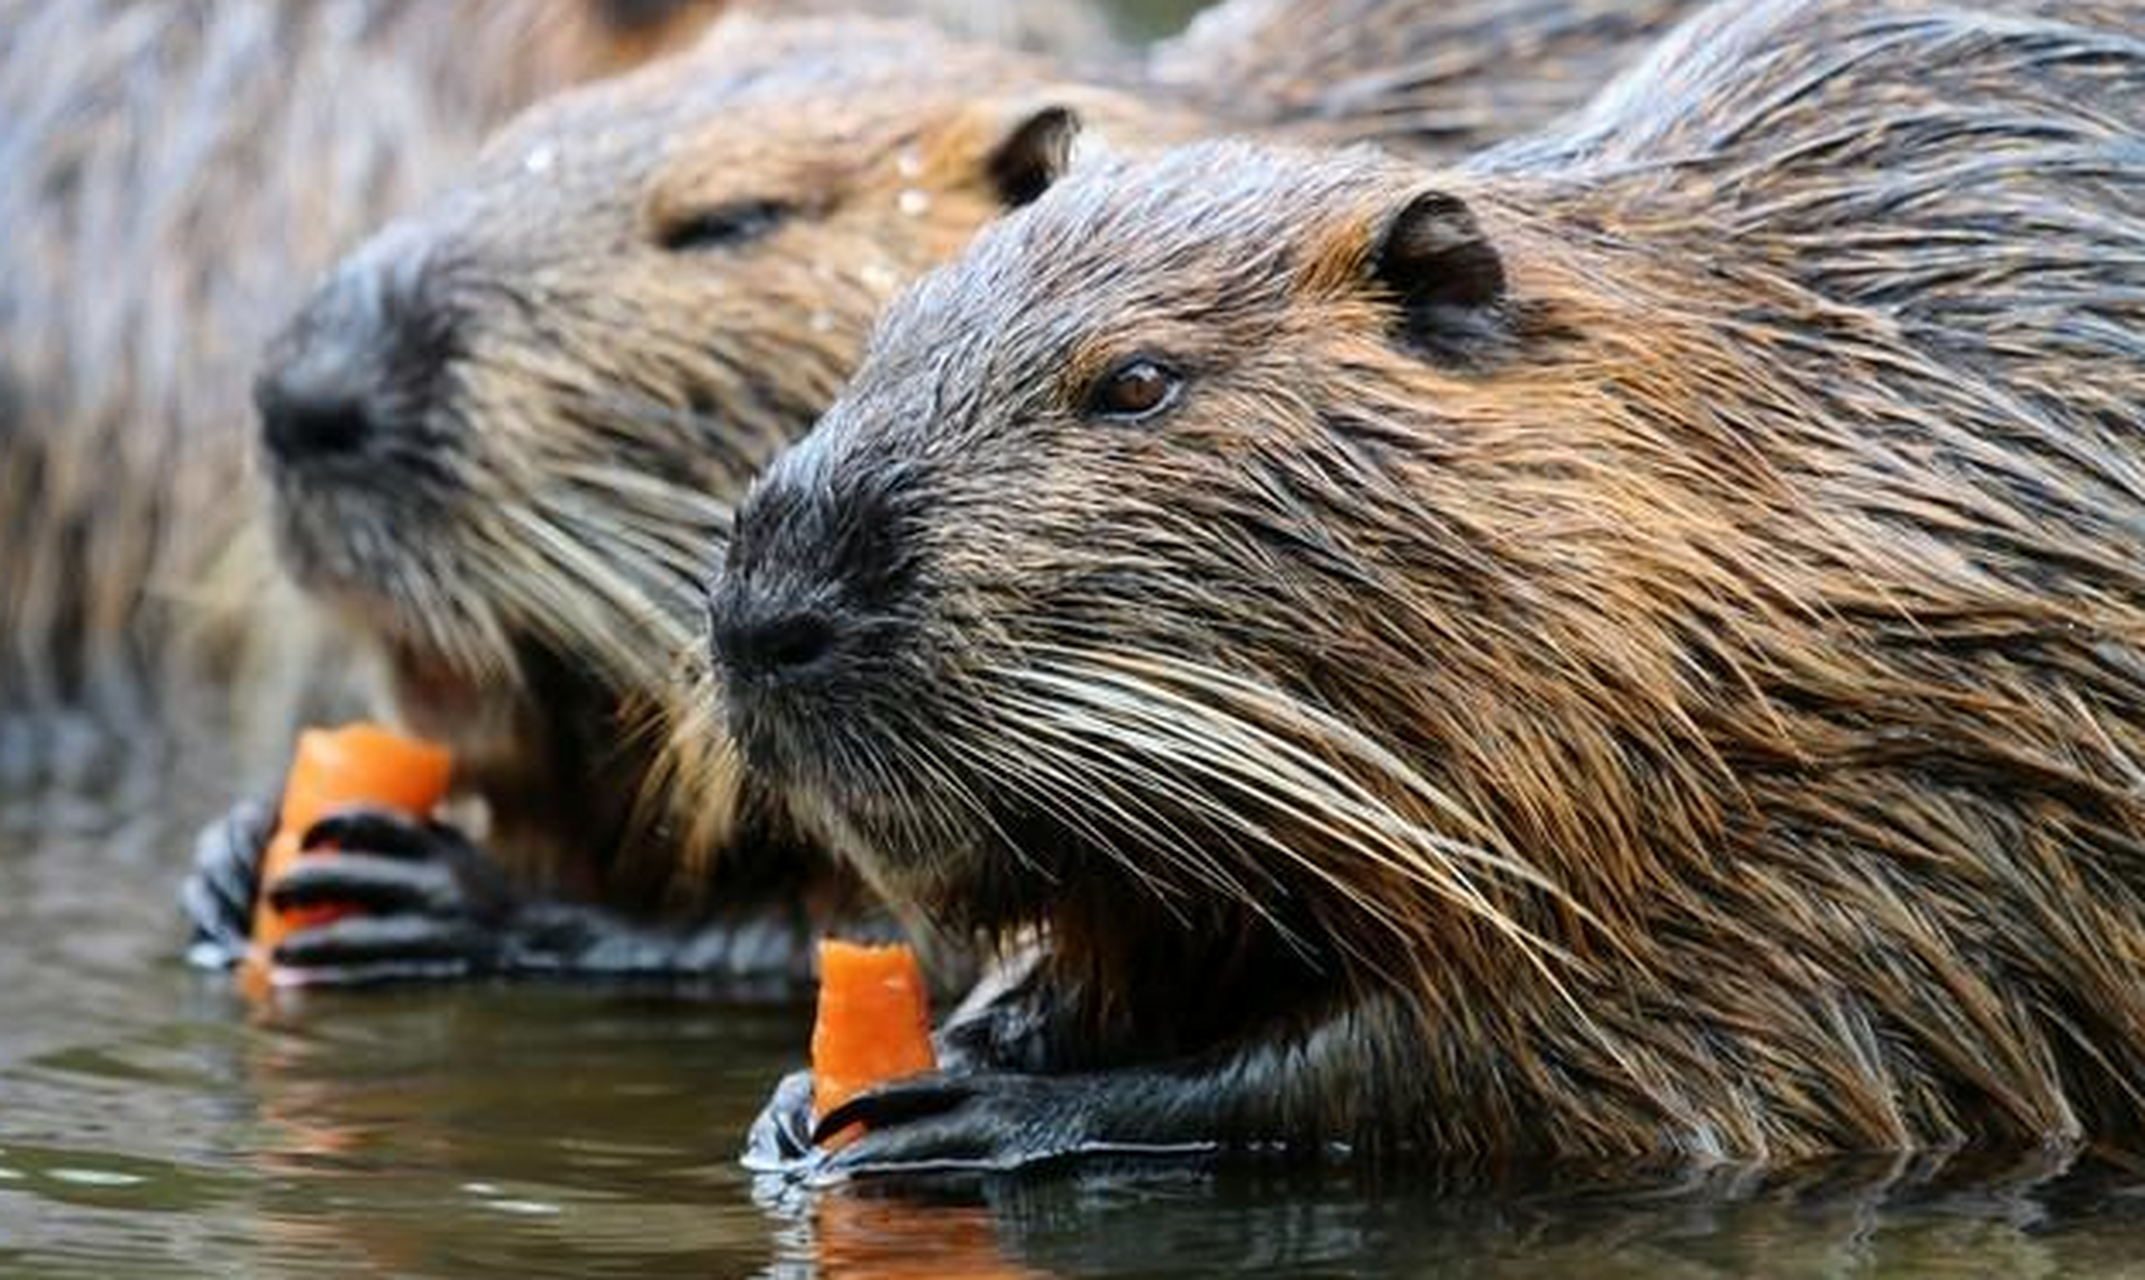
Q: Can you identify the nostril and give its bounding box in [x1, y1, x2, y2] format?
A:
[271, 398, 371, 460]
[757, 614, 837, 671]
[717, 609, 841, 681]
[258, 377, 375, 463]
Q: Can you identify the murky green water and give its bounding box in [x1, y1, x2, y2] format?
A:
[5, 748, 2145, 1278]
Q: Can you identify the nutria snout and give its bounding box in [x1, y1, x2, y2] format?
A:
[255, 238, 472, 603]
[257, 250, 453, 462]
[711, 452, 932, 794]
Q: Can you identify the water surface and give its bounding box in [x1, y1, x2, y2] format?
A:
[5, 754, 2145, 1277]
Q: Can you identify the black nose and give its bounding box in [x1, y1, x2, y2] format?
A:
[256, 246, 443, 467]
[709, 596, 842, 685]
[256, 368, 375, 463]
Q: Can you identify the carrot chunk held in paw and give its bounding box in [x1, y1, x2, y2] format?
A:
[248, 723, 454, 952]
[812, 940, 938, 1147]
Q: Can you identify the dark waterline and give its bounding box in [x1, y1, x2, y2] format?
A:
[7, 758, 2145, 1277]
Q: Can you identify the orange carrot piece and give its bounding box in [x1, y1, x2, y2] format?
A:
[811, 940, 937, 1145]
[249, 723, 453, 953]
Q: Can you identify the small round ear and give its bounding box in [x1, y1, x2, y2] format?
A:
[1371, 189, 1507, 359]
[985, 105, 1082, 209]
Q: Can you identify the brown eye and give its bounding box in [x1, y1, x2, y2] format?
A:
[1088, 359, 1180, 421]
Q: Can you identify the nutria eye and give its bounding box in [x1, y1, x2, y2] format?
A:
[1087, 359, 1180, 421]
[657, 199, 792, 252]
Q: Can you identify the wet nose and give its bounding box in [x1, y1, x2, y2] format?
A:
[709, 603, 842, 685]
[255, 251, 433, 466]
[255, 361, 375, 463]
[711, 444, 915, 697]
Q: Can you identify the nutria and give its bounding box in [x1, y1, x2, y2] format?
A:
[0, 0, 1069, 787]
[714, 0, 2145, 1171]
[194, 1, 1707, 984]
[0, 0, 727, 779]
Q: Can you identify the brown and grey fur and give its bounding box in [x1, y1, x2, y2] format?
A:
[1151, 0, 1704, 150]
[717, 0, 2145, 1166]
[0, 0, 730, 790]
[0, 0, 1107, 791]
[268, 1, 1704, 924]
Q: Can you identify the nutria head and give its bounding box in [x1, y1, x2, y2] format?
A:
[710, 141, 1567, 974]
[254, 17, 1122, 846]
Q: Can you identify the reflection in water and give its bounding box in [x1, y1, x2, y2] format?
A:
[757, 1176, 1044, 1279]
[213, 985, 805, 1276]
[6, 755, 2145, 1274]
[9, 767, 2144, 1280]
[752, 1149, 2145, 1279]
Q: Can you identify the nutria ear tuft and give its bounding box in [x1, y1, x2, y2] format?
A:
[1372, 190, 1507, 359]
[986, 105, 1082, 209]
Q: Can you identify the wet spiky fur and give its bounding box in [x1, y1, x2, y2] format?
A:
[723, 0, 2145, 1159]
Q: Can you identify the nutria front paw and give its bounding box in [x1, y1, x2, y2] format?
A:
[180, 796, 276, 969]
[264, 806, 518, 985]
[801, 1070, 1214, 1180]
[742, 1068, 819, 1172]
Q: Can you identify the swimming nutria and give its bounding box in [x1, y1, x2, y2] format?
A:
[714, 0, 2145, 1171]
[192, 1, 1707, 984]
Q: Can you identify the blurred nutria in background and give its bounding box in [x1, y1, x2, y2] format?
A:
[0, 0, 1117, 799]
[0, 0, 731, 796]
[715, 0, 2145, 1170]
[197, 0, 1707, 985]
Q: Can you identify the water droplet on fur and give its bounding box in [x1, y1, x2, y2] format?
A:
[861, 264, 898, 293]
[523, 145, 556, 175]
[896, 146, 925, 179]
[810, 312, 834, 334]
[898, 189, 930, 217]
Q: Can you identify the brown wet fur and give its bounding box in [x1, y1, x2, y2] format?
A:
[724, 0, 2145, 1160]
[270, 2, 1703, 918]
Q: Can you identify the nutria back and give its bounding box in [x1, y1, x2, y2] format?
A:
[713, 0, 2145, 1160]
[1152, 0, 1704, 148]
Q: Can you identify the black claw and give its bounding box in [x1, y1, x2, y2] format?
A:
[291, 807, 518, 928]
[819, 1116, 1002, 1176]
[267, 852, 456, 914]
[743, 1070, 818, 1171]
[301, 805, 449, 857]
[179, 876, 246, 964]
[180, 796, 277, 965]
[271, 912, 496, 970]
[810, 1074, 973, 1147]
